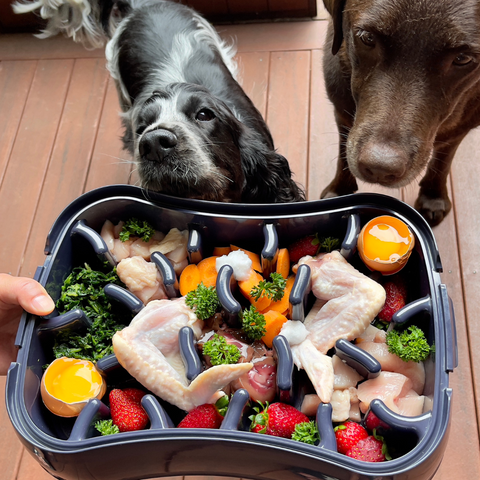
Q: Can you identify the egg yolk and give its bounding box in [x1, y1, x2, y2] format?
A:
[46, 360, 102, 404]
[363, 223, 411, 262]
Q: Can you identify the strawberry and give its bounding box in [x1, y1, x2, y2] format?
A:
[364, 411, 389, 433]
[334, 421, 369, 454]
[378, 279, 407, 322]
[250, 402, 310, 438]
[346, 434, 388, 462]
[109, 388, 149, 432]
[288, 234, 320, 263]
[122, 387, 147, 404]
[177, 403, 224, 429]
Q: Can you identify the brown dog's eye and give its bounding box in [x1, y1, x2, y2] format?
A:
[196, 109, 216, 122]
[357, 29, 376, 47]
[453, 53, 474, 66]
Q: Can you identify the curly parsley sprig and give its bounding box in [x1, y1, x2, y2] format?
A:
[241, 306, 267, 341]
[250, 272, 286, 302]
[386, 325, 434, 363]
[203, 334, 241, 365]
[185, 282, 221, 320]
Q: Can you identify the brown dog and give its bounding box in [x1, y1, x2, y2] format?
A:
[321, 0, 480, 226]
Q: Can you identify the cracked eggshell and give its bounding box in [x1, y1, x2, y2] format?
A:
[41, 357, 106, 418]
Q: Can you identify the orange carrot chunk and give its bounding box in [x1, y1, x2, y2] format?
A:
[213, 246, 232, 256]
[197, 256, 220, 288]
[238, 269, 271, 312]
[276, 248, 290, 279]
[262, 274, 295, 316]
[262, 310, 289, 348]
[230, 245, 263, 273]
[179, 264, 202, 296]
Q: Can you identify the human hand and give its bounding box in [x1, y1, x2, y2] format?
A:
[0, 274, 55, 375]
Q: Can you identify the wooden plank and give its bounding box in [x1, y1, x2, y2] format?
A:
[16, 447, 58, 480]
[0, 377, 23, 480]
[235, 51, 270, 118]
[0, 60, 36, 186]
[0, 21, 328, 61]
[266, 50, 311, 191]
[0, 59, 73, 276]
[402, 178, 480, 478]
[187, 0, 228, 15]
[84, 78, 132, 192]
[228, 0, 268, 14]
[0, 33, 104, 61]
[19, 58, 109, 278]
[307, 48, 338, 200]
[449, 129, 480, 434]
[220, 20, 326, 53]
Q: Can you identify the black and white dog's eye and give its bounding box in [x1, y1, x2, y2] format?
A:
[357, 29, 376, 47]
[196, 108, 215, 122]
[453, 53, 474, 66]
[136, 125, 147, 136]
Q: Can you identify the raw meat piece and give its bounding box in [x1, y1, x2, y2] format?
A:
[150, 228, 188, 257]
[332, 355, 363, 390]
[331, 389, 351, 422]
[395, 389, 425, 417]
[100, 219, 166, 262]
[357, 371, 412, 414]
[355, 324, 387, 344]
[292, 339, 334, 403]
[113, 298, 253, 412]
[357, 341, 425, 394]
[298, 251, 386, 354]
[116, 256, 168, 304]
[230, 356, 277, 403]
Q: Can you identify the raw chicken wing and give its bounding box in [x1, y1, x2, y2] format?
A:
[113, 298, 252, 412]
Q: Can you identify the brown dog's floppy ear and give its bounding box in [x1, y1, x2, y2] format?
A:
[323, 0, 346, 55]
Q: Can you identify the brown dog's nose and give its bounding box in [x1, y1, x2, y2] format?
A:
[357, 142, 408, 185]
[139, 129, 178, 162]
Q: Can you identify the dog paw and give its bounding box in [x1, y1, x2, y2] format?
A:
[414, 193, 452, 227]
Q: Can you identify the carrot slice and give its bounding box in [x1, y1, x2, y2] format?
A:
[238, 269, 271, 311]
[230, 245, 263, 272]
[262, 310, 289, 348]
[179, 264, 202, 296]
[262, 274, 295, 316]
[197, 256, 219, 288]
[213, 246, 231, 256]
[276, 248, 290, 279]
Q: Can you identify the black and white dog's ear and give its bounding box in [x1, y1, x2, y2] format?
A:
[237, 128, 306, 203]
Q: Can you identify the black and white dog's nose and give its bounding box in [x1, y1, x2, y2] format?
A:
[139, 129, 178, 162]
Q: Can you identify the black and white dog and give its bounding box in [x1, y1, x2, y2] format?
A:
[14, 0, 305, 202]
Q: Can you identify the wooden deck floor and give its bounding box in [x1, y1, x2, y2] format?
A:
[1, 12, 480, 480]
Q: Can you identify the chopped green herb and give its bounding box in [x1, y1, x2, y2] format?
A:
[119, 218, 156, 242]
[250, 272, 286, 302]
[203, 334, 241, 366]
[53, 263, 129, 362]
[241, 306, 267, 341]
[185, 282, 221, 320]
